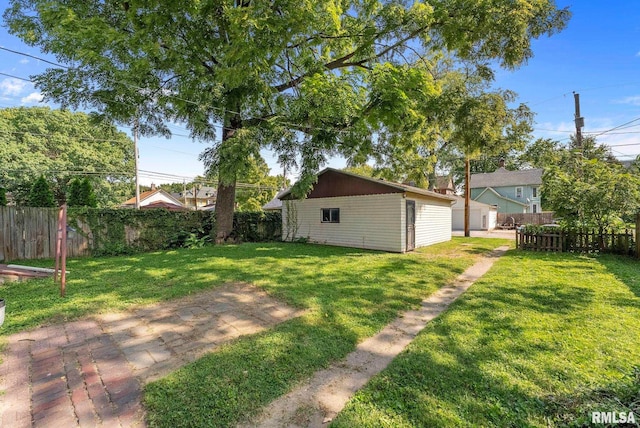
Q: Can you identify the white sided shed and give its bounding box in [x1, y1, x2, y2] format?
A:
[279, 168, 455, 253]
[451, 196, 497, 231]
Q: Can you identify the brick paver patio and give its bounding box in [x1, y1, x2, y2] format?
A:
[0, 283, 304, 427]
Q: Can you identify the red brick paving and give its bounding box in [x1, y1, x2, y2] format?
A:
[0, 282, 303, 427]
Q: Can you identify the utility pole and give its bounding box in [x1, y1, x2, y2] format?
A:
[573, 92, 584, 150]
[464, 157, 470, 237]
[183, 180, 187, 206]
[133, 118, 140, 209]
[282, 165, 287, 190]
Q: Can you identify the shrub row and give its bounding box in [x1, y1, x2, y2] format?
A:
[67, 208, 281, 256]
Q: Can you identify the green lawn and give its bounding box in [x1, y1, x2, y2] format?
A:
[332, 251, 640, 427]
[0, 238, 505, 337]
[1, 238, 507, 428]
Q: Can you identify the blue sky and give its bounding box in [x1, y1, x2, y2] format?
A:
[1, 1, 639, 185]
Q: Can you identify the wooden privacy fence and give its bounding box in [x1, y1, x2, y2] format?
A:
[516, 228, 637, 256]
[0, 207, 91, 261]
[498, 212, 554, 226]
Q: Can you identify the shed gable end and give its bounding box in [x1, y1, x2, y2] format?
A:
[307, 170, 403, 198]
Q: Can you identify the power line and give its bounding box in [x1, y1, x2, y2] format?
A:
[0, 72, 32, 82]
[0, 46, 68, 68]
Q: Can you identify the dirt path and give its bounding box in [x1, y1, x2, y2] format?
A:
[0, 283, 304, 427]
[244, 245, 510, 427]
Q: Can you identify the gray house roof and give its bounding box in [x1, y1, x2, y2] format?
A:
[171, 186, 217, 201]
[473, 187, 528, 207]
[262, 189, 289, 211]
[469, 167, 543, 189]
[450, 195, 498, 209]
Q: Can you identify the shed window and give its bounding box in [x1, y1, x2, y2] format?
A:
[322, 208, 340, 223]
[516, 187, 523, 198]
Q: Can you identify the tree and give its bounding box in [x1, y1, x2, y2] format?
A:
[27, 176, 56, 207]
[540, 136, 640, 229]
[544, 158, 640, 229]
[343, 164, 378, 179]
[448, 88, 533, 236]
[0, 187, 6, 206]
[0, 107, 134, 207]
[5, 1, 570, 238]
[232, 155, 286, 212]
[68, 177, 98, 207]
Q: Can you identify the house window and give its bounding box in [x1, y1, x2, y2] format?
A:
[322, 208, 340, 223]
[532, 187, 538, 198]
[516, 187, 523, 198]
[532, 203, 538, 213]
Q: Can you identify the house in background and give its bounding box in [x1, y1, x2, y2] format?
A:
[469, 165, 543, 214]
[451, 197, 497, 231]
[171, 186, 217, 210]
[432, 176, 456, 195]
[262, 190, 287, 211]
[121, 184, 186, 210]
[280, 168, 455, 253]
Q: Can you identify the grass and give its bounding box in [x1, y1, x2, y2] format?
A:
[140, 238, 508, 427]
[1, 238, 508, 426]
[0, 238, 507, 337]
[331, 251, 640, 427]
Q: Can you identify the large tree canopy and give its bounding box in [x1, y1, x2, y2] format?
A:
[541, 136, 640, 229]
[4, 0, 570, 237]
[0, 107, 134, 206]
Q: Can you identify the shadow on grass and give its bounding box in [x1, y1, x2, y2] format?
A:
[597, 254, 640, 302]
[144, 316, 359, 427]
[543, 367, 640, 427]
[334, 250, 638, 427]
[1, 239, 500, 336]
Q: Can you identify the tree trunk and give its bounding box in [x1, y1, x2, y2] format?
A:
[215, 181, 236, 242]
[464, 157, 470, 237]
[215, 113, 241, 242]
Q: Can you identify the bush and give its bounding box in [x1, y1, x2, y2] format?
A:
[27, 176, 56, 207]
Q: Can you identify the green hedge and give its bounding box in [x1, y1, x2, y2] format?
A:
[67, 208, 281, 256]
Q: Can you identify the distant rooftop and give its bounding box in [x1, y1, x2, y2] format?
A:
[470, 167, 543, 189]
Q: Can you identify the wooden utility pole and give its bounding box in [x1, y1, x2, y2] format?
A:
[573, 92, 584, 150]
[133, 119, 141, 209]
[464, 157, 470, 237]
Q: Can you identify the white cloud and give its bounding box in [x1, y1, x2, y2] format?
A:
[19, 59, 29, 65]
[613, 96, 640, 106]
[20, 92, 44, 105]
[0, 78, 27, 96]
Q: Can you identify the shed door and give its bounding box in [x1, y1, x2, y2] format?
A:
[406, 200, 415, 252]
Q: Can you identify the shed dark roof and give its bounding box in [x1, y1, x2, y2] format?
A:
[280, 168, 455, 202]
[469, 167, 543, 189]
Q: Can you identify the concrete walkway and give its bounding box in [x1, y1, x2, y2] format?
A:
[0, 283, 304, 427]
[245, 245, 510, 427]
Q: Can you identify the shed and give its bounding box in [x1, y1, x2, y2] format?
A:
[451, 196, 498, 231]
[279, 168, 455, 253]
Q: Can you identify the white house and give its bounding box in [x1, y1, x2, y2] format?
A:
[279, 168, 455, 253]
[121, 185, 186, 210]
[451, 196, 498, 231]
